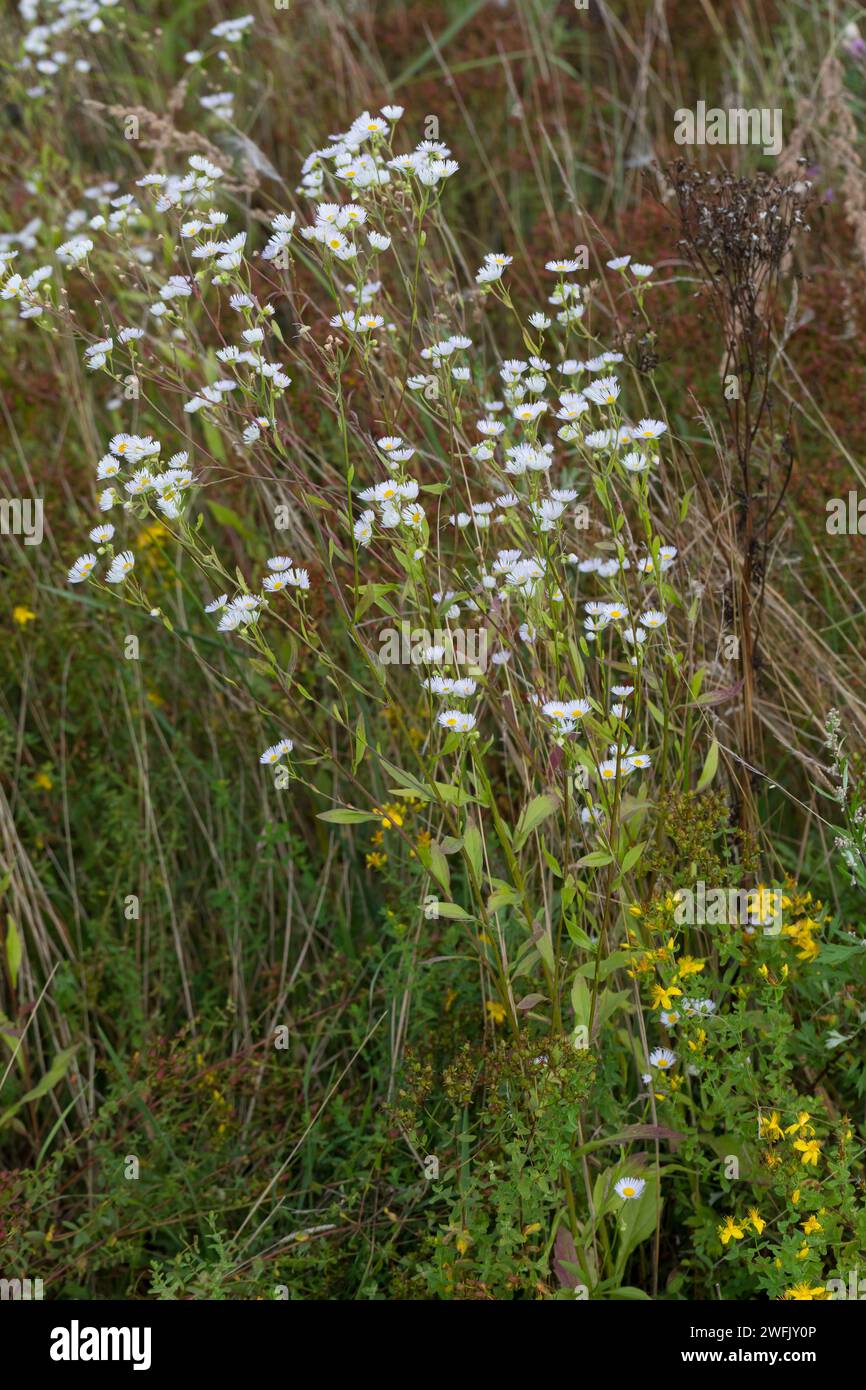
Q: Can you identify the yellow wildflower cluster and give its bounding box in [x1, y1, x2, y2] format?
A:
[365, 795, 427, 869]
[625, 927, 707, 1018]
[718, 1208, 766, 1245]
[782, 915, 822, 962]
[623, 924, 676, 979]
[779, 885, 827, 964]
[194, 1051, 233, 1142]
[366, 800, 407, 865]
[723, 1188, 832, 1298]
[759, 1110, 822, 1166]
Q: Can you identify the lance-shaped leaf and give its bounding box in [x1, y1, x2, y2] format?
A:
[513, 792, 560, 852]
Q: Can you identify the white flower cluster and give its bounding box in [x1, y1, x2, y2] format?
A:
[1, 25, 678, 798]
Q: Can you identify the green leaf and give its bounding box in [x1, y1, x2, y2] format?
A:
[0, 1045, 78, 1129]
[696, 739, 720, 792]
[564, 917, 594, 950]
[571, 973, 591, 1031]
[679, 487, 694, 522]
[488, 883, 521, 913]
[317, 809, 380, 825]
[513, 793, 560, 852]
[620, 841, 647, 875]
[355, 582, 400, 621]
[206, 500, 255, 543]
[463, 821, 483, 882]
[543, 846, 562, 877]
[575, 950, 631, 981]
[536, 931, 554, 972]
[303, 492, 331, 511]
[645, 700, 665, 727]
[434, 781, 480, 807]
[353, 716, 367, 773]
[615, 1172, 661, 1274]
[376, 754, 431, 802]
[595, 987, 632, 1029]
[577, 850, 614, 868]
[433, 902, 472, 921]
[422, 841, 451, 895]
[5, 916, 21, 991]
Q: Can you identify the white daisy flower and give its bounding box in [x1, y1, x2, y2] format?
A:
[634, 418, 667, 440]
[640, 609, 666, 629]
[584, 375, 621, 407]
[68, 553, 97, 584]
[614, 1177, 646, 1200]
[105, 550, 135, 584]
[622, 451, 649, 473]
[259, 738, 294, 765]
[649, 1047, 677, 1070]
[627, 752, 652, 769]
[512, 401, 547, 423]
[124, 469, 153, 496]
[57, 237, 93, 265]
[353, 510, 374, 546]
[476, 263, 503, 284]
[261, 572, 290, 594]
[598, 757, 632, 782]
[437, 709, 476, 733]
